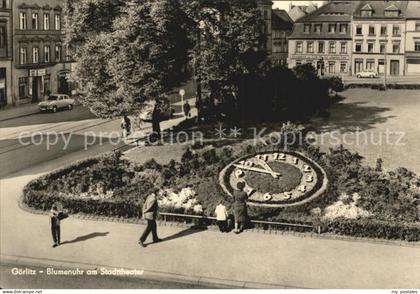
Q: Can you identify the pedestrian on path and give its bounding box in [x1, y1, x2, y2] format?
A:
[183, 101, 191, 118]
[233, 182, 248, 234]
[214, 200, 229, 233]
[139, 193, 162, 247]
[50, 204, 68, 248]
[121, 115, 131, 137]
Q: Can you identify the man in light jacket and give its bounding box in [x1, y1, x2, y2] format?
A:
[139, 193, 162, 247]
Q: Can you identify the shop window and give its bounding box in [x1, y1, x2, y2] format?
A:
[19, 77, 28, 98]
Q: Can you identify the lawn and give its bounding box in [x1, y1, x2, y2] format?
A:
[310, 88, 420, 174]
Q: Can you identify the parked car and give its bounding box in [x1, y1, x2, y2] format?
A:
[356, 70, 378, 78]
[39, 94, 75, 113]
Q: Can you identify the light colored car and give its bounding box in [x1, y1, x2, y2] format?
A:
[39, 94, 75, 113]
[356, 70, 378, 78]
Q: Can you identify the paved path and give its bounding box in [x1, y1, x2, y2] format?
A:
[1, 166, 419, 289]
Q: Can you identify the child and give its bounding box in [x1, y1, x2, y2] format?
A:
[214, 200, 229, 233]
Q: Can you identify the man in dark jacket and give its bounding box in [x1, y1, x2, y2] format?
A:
[138, 193, 162, 247]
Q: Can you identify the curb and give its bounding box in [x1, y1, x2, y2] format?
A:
[0, 110, 39, 122]
[0, 254, 298, 289]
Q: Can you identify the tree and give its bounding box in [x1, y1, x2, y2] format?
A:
[64, 0, 190, 135]
[182, 0, 267, 124]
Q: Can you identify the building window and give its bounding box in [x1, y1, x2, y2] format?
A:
[55, 45, 61, 61]
[19, 47, 27, 64]
[318, 41, 324, 53]
[366, 60, 375, 70]
[44, 46, 50, 62]
[369, 25, 375, 36]
[368, 42, 374, 53]
[355, 42, 362, 52]
[339, 24, 347, 33]
[393, 43, 400, 53]
[296, 42, 303, 53]
[32, 47, 39, 63]
[0, 26, 5, 48]
[0, 0, 7, 8]
[328, 24, 336, 33]
[392, 25, 400, 36]
[380, 43, 386, 53]
[19, 12, 26, 30]
[328, 62, 335, 73]
[415, 42, 420, 52]
[55, 15, 61, 30]
[44, 13, 50, 30]
[340, 42, 347, 54]
[329, 42, 336, 53]
[356, 25, 362, 35]
[296, 60, 302, 66]
[307, 41, 314, 53]
[340, 62, 347, 73]
[19, 77, 28, 98]
[381, 25, 387, 36]
[31, 13, 38, 30]
[314, 24, 322, 33]
[304, 24, 311, 33]
[384, 10, 399, 17]
[416, 22, 420, 32]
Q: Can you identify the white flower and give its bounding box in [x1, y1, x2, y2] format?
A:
[193, 204, 203, 214]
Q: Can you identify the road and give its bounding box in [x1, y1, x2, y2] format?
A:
[0, 106, 125, 179]
[343, 75, 420, 85]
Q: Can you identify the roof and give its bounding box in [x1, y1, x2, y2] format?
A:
[272, 9, 294, 30]
[405, 0, 420, 19]
[297, 1, 361, 23]
[353, 1, 409, 19]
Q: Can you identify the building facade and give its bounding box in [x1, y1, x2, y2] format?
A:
[288, 1, 361, 76]
[12, 0, 72, 105]
[0, 0, 12, 107]
[352, 1, 408, 77]
[257, 0, 273, 56]
[271, 9, 294, 66]
[405, 1, 420, 74]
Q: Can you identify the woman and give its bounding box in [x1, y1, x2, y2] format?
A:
[233, 181, 248, 234]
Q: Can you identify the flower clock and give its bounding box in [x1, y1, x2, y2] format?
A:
[219, 151, 328, 207]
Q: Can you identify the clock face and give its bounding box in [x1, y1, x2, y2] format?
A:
[219, 151, 328, 207]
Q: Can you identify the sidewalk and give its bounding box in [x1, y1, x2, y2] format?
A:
[0, 103, 39, 121]
[1, 161, 420, 288]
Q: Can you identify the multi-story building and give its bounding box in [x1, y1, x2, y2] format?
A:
[271, 9, 294, 66]
[288, 1, 361, 76]
[258, 0, 273, 56]
[12, 0, 72, 105]
[0, 0, 12, 107]
[352, 1, 408, 76]
[405, 1, 420, 74]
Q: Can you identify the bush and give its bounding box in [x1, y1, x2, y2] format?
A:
[322, 218, 420, 242]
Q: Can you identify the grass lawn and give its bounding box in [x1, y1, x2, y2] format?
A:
[310, 88, 420, 174]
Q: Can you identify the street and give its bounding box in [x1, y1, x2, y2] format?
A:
[0, 106, 125, 179]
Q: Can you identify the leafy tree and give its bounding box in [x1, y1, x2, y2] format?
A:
[64, 0, 190, 136]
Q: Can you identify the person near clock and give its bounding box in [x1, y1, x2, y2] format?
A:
[233, 181, 248, 234]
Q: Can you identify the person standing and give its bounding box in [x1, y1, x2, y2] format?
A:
[233, 182, 248, 234]
[183, 101, 191, 118]
[50, 204, 61, 247]
[139, 193, 162, 247]
[214, 200, 229, 233]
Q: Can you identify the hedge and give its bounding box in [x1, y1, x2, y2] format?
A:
[322, 218, 420, 242]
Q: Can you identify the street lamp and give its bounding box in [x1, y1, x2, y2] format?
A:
[179, 88, 185, 117]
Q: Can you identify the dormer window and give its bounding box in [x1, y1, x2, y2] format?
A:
[314, 24, 322, 33]
[384, 4, 400, 17]
[304, 24, 311, 33]
[360, 3, 373, 17]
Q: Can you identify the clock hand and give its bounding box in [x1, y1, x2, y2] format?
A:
[233, 164, 281, 178]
